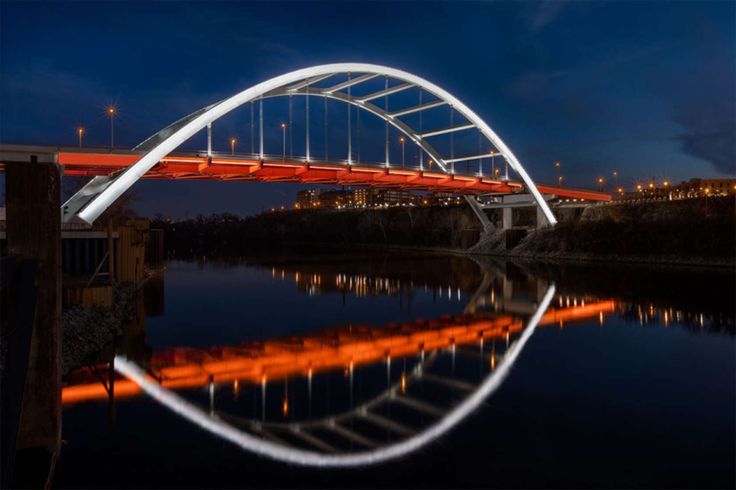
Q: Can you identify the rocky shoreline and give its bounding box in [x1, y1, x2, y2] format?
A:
[465, 229, 735, 269]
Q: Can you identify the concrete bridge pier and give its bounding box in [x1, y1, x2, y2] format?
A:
[502, 207, 513, 230]
[5, 157, 61, 487]
[482, 194, 555, 231]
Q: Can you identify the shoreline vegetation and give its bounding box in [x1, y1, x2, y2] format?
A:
[151, 196, 735, 269]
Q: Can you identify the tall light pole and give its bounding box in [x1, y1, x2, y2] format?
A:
[280, 123, 286, 161]
[399, 137, 405, 167]
[107, 106, 117, 148]
[230, 137, 237, 156]
[77, 127, 84, 148]
[554, 161, 561, 186]
[612, 170, 619, 189]
[597, 176, 605, 191]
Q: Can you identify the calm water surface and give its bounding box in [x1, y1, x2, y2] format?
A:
[55, 255, 735, 488]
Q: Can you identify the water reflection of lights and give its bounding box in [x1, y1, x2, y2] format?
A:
[63, 299, 617, 405]
[275, 266, 470, 301]
[112, 286, 555, 467]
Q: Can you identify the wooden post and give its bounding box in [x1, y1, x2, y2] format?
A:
[5, 158, 61, 481]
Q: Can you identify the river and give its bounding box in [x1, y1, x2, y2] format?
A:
[55, 254, 735, 488]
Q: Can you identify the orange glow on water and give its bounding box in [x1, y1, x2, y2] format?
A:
[62, 300, 615, 404]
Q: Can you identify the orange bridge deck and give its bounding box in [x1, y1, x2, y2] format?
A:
[55, 151, 611, 201]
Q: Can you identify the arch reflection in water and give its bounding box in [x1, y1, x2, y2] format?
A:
[113, 285, 555, 467]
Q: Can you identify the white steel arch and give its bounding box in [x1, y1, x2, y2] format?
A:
[69, 63, 557, 225]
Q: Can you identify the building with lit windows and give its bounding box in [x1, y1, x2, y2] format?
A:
[616, 177, 736, 201]
[295, 188, 419, 209]
[675, 178, 736, 197]
[295, 190, 321, 209]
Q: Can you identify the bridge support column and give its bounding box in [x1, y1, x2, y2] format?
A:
[6, 157, 61, 486]
[503, 277, 513, 303]
[502, 207, 513, 230]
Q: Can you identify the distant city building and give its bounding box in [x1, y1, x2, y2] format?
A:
[616, 177, 736, 200]
[318, 190, 353, 208]
[673, 178, 736, 197]
[295, 189, 322, 209]
[295, 188, 430, 209]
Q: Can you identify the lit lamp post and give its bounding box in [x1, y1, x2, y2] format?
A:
[77, 127, 84, 148]
[280, 123, 286, 161]
[554, 161, 561, 185]
[597, 176, 605, 191]
[612, 170, 618, 188]
[399, 137, 405, 167]
[557, 175, 564, 186]
[230, 137, 237, 156]
[106, 106, 117, 148]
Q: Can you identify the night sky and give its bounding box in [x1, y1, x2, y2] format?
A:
[1, 1, 734, 217]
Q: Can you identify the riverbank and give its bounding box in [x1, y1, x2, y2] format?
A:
[471, 196, 734, 268]
[153, 205, 482, 255]
[61, 282, 138, 375]
[152, 196, 735, 267]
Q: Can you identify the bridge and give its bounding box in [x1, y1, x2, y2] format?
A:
[0, 63, 611, 229]
[0, 145, 610, 202]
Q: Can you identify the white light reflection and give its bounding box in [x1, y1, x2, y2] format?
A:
[114, 285, 555, 468]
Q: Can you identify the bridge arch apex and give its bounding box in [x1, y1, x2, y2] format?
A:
[67, 63, 556, 226]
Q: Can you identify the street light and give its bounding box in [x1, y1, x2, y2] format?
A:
[280, 123, 286, 161]
[557, 175, 564, 186]
[106, 105, 117, 148]
[399, 137, 405, 167]
[230, 137, 237, 156]
[77, 127, 84, 148]
[597, 176, 605, 191]
[612, 170, 618, 188]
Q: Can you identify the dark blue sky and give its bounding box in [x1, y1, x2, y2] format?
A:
[1, 1, 734, 217]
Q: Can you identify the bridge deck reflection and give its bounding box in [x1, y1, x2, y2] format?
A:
[62, 300, 614, 404]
